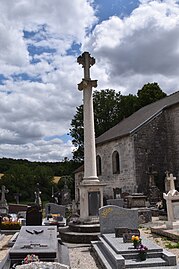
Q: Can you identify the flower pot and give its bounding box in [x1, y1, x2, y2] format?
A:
[139, 251, 147, 261]
[133, 241, 140, 249]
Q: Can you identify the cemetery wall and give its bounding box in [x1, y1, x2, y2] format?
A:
[133, 112, 168, 194]
[96, 135, 136, 199]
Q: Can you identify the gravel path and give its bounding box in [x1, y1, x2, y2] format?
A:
[68, 246, 99, 269]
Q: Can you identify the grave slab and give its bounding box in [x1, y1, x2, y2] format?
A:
[9, 226, 58, 262]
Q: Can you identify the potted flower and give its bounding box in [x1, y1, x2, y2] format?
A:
[131, 235, 141, 249]
[138, 244, 148, 261]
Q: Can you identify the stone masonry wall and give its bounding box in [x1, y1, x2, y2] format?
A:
[134, 112, 168, 195]
[165, 104, 179, 187]
[96, 136, 136, 199]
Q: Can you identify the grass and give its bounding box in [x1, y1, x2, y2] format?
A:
[165, 242, 179, 249]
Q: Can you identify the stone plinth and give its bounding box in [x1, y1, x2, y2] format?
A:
[79, 180, 106, 221]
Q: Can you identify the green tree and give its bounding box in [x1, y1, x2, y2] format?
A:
[137, 82, 167, 108]
[93, 89, 122, 136]
[0, 164, 35, 202]
[0, 164, 55, 202]
[120, 94, 139, 119]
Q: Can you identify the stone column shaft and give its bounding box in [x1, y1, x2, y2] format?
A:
[83, 86, 97, 180]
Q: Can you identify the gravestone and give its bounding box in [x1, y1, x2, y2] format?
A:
[45, 203, 66, 217]
[0, 185, 9, 215]
[34, 183, 42, 209]
[146, 165, 161, 205]
[99, 205, 138, 234]
[26, 205, 42, 226]
[61, 184, 71, 206]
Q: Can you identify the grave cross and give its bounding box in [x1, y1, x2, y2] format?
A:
[0, 185, 9, 204]
[34, 183, 42, 208]
[146, 164, 157, 187]
[167, 173, 176, 192]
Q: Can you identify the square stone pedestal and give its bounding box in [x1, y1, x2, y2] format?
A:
[79, 179, 105, 222]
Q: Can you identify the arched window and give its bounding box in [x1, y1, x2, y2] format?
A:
[96, 155, 102, 176]
[112, 151, 120, 174]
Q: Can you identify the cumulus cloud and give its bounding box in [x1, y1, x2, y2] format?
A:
[84, 0, 179, 94]
[0, 0, 97, 161]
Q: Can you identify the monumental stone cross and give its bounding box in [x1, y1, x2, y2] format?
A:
[77, 52, 105, 220]
[77, 52, 98, 181]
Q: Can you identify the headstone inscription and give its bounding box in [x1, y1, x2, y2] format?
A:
[99, 205, 138, 234]
[26, 205, 42, 226]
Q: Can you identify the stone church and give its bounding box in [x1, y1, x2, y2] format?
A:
[75, 91, 179, 202]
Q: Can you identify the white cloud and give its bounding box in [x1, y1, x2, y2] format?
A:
[84, 0, 179, 94]
[0, 0, 97, 161]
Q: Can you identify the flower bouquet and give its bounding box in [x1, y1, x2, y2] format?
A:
[138, 244, 148, 261]
[22, 254, 39, 264]
[131, 235, 141, 249]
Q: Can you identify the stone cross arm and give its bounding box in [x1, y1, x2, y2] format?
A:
[167, 173, 176, 191]
[77, 52, 96, 80]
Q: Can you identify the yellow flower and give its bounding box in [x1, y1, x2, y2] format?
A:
[131, 235, 140, 242]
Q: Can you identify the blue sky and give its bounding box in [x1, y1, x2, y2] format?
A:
[0, 0, 179, 162]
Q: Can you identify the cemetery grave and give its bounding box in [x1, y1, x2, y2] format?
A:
[91, 205, 177, 269]
[0, 226, 70, 269]
[43, 203, 66, 227]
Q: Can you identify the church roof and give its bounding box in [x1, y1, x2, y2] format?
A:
[96, 91, 179, 145]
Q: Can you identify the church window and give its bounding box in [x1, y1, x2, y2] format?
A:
[96, 155, 102, 176]
[112, 151, 120, 174]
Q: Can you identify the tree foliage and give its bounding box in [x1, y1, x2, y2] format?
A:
[70, 83, 167, 160]
[137, 82, 167, 108]
[0, 158, 80, 203]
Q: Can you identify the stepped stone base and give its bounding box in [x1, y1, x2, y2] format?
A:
[59, 222, 100, 244]
[91, 234, 177, 269]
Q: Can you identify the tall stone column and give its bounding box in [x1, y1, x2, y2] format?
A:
[77, 52, 105, 221]
[78, 52, 98, 182]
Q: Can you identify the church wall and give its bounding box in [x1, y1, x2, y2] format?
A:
[96, 136, 136, 199]
[133, 112, 168, 195]
[165, 104, 179, 187]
